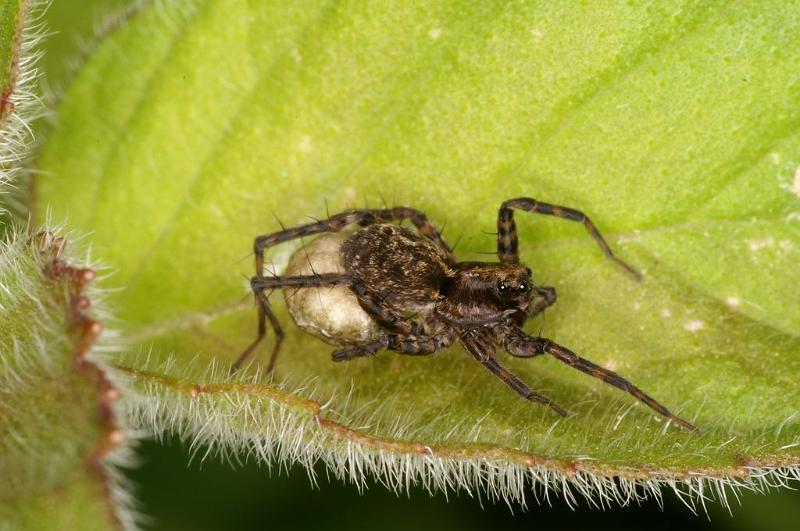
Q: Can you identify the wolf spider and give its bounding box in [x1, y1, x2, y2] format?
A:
[236, 197, 697, 431]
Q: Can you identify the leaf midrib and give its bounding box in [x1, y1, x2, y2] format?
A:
[118, 364, 800, 477]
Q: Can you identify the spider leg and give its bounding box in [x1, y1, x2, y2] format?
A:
[461, 331, 569, 417]
[233, 273, 351, 372]
[387, 332, 457, 355]
[254, 207, 453, 277]
[496, 197, 641, 281]
[333, 331, 457, 361]
[350, 282, 425, 336]
[497, 326, 697, 431]
[332, 337, 389, 361]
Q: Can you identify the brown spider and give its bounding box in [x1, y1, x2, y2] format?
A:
[235, 197, 697, 431]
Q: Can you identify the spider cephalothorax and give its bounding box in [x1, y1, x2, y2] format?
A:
[235, 198, 697, 431]
[437, 262, 534, 327]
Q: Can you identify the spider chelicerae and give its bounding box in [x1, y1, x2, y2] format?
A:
[235, 197, 697, 432]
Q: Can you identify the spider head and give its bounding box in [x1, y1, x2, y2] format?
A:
[490, 264, 534, 312]
[438, 262, 534, 326]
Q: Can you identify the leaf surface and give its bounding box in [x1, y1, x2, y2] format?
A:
[36, 0, 800, 504]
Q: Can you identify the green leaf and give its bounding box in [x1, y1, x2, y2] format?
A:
[0, 229, 134, 529]
[36, 0, 800, 506]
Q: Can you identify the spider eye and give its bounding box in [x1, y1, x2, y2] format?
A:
[497, 280, 507, 293]
[518, 282, 528, 292]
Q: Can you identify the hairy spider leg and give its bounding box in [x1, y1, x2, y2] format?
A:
[498, 327, 697, 431]
[496, 197, 641, 281]
[349, 282, 426, 336]
[461, 331, 569, 417]
[240, 208, 453, 372]
[332, 331, 457, 361]
[331, 337, 389, 361]
[254, 207, 453, 279]
[233, 274, 351, 372]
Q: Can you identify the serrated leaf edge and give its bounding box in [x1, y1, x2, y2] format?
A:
[1, 227, 140, 530]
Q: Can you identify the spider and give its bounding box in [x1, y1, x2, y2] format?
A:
[235, 197, 697, 431]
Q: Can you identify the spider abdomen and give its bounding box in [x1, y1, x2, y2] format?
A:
[341, 224, 453, 311]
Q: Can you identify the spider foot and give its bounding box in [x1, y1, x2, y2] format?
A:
[332, 339, 386, 361]
[332, 347, 360, 361]
[535, 397, 570, 418]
